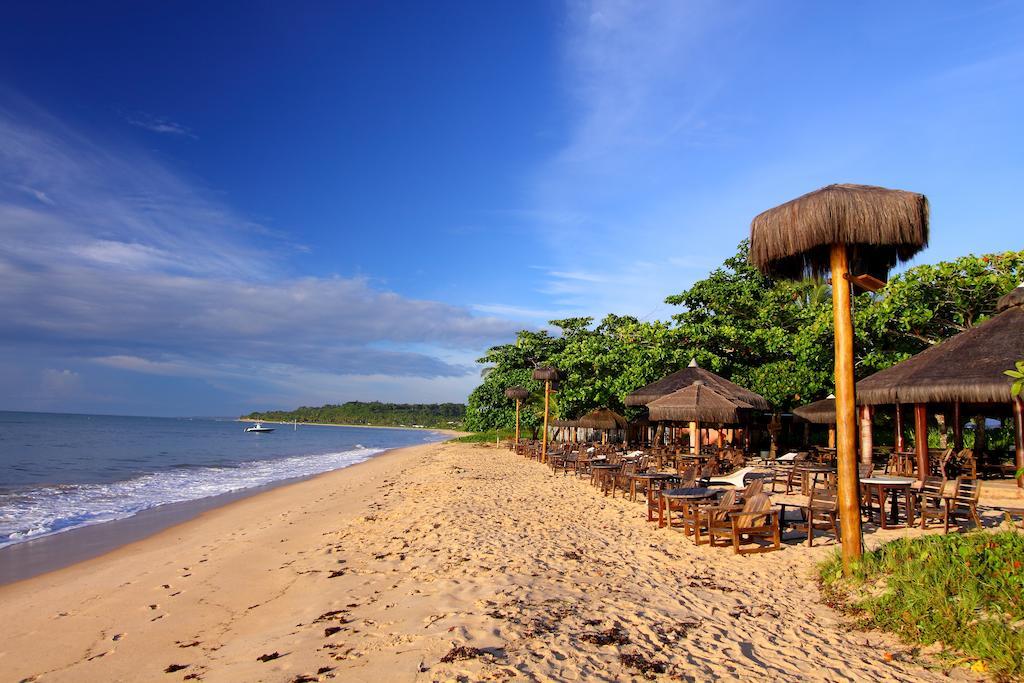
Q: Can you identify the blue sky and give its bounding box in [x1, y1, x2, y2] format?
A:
[1, 2, 1022, 416]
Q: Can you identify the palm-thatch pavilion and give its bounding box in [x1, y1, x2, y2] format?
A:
[750, 183, 929, 570]
[627, 414, 654, 446]
[647, 380, 760, 453]
[504, 386, 530, 443]
[627, 360, 770, 453]
[551, 418, 578, 443]
[575, 408, 627, 444]
[856, 284, 1024, 487]
[532, 366, 559, 463]
[793, 394, 837, 447]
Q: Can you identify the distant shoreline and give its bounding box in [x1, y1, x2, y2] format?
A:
[237, 417, 464, 436]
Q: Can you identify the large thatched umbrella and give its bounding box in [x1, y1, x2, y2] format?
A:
[576, 408, 627, 444]
[626, 359, 769, 452]
[532, 366, 559, 463]
[647, 381, 756, 452]
[857, 284, 1024, 487]
[793, 394, 837, 448]
[504, 386, 530, 443]
[625, 358, 770, 409]
[751, 183, 929, 570]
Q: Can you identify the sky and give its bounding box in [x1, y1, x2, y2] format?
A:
[0, 1, 1022, 416]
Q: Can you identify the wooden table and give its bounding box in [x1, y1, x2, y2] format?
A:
[589, 464, 620, 493]
[659, 487, 720, 534]
[628, 472, 677, 503]
[801, 465, 836, 495]
[861, 476, 917, 529]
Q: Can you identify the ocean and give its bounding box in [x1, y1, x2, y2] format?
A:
[0, 411, 446, 549]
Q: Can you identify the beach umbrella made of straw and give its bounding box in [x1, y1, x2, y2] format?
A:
[575, 408, 628, 430]
[792, 394, 836, 424]
[646, 381, 754, 424]
[750, 182, 929, 571]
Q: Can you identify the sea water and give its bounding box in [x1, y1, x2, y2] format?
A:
[0, 411, 445, 548]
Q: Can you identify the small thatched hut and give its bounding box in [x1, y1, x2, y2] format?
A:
[625, 359, 769, 410]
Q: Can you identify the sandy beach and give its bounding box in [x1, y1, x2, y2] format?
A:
[0, 440, 984, 682]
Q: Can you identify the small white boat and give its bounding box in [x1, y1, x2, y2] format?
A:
[245, 422, 275, 433]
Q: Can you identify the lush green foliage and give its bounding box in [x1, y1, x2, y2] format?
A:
[465, 244, 1024, 431]
[1007, 360, 1024, 398]
[244, 401, 465, 429]
[819, 533, 1024, 678]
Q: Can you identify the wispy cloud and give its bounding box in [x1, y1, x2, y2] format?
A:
[125, 112, 197, 138]
[0, 96, 525, 411]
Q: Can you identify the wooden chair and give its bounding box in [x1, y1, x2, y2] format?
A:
[735, 477, 764, 505]
[723, 493, 781, 555]
[799, 487, 840, 547]
[698, 490, 739, 546]
[943, 477, 983, 532]
[916, 476, 948, 529]
[610, 461, 637, 498]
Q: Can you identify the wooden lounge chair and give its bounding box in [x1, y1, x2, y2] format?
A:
[697, 489, 738, 546]
[712, 493, 781, 555]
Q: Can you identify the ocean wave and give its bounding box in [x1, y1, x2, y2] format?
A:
[0, 446, 382, 549]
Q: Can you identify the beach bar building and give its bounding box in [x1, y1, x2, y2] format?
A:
[856, 284, 1024, 487]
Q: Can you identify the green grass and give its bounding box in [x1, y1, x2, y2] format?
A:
[819, 532, 1024, 679]
[450, 428, 517, 443]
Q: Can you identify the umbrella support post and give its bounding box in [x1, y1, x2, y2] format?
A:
[894, 403, 904, 452]
[831, 243, 863, 571]
[859, 405, 873, 465]
[914, 403, 928, 480]
[541, 380, 550, 464]
[514, 399, 521, 443]
[1014, 398, 1023, 490]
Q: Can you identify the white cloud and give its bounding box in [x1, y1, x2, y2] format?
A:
[125, 112, 197, 138]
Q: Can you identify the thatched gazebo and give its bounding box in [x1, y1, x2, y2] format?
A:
[793, 394, 837, 448]
[647, 381, 757, 453]
[532, 366, 559, 463]
[504, 386, 530, 443]
[626, 359, 769, 453]
[857, 284, 1024, 487]
[750, 183, 929, 570]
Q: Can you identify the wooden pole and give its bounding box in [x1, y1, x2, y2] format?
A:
[828, 425, 836, 449]
[859, 405, 873, 465]
[541, 380, 550, 463]
[894, 403, 904, 452]
[830, 243, 863, 568]
[692, 420, 701, 454]
[514, 399, 521, 443]
[953, 401, 963, 451]
[1014, 398, 1024, 490]
[914, 403, 929, 480]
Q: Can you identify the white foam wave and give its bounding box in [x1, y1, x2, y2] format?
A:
[0, 446, 382, 549]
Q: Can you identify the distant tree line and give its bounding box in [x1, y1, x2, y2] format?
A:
[244, 401, 466, 429]
[465, 241, 1024, 433]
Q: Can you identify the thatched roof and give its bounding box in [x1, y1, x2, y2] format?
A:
[647, 382, 755, 424]
[504, 386, 530, 401]
[532, 366, 559, 381]
[624, 359, 770, 410]
[857, 286, 1024, 405]
[628, 415, 654, 427]
[575, 409, 627, 430]
[792, 394, 836, 424]
[551, 419, 578, 428]
[749, 184, 929, 281]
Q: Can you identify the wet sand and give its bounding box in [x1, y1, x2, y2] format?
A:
[0, 440, 985, 682]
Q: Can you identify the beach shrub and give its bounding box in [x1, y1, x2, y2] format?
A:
[819, 532, 1024, 679]
[450, 428, 515, 443]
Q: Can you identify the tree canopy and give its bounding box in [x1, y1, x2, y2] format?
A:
[464, 243, 1024, 431]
